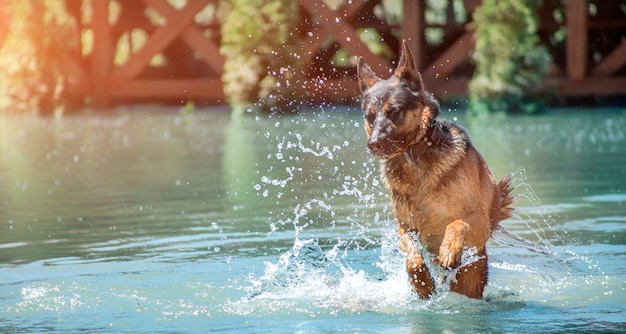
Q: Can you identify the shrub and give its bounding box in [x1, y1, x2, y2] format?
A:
[469, 0, 551, 114]
[220, 0, 301, 112]
[0, 0, 84, 114]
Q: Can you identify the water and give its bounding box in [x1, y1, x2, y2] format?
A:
[1, 106, 625, 333]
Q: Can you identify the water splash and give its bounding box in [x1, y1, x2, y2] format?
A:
[235, 227, 509, 316]
[238, 234, 419, 314]
[247, 237, 331, 299]
[244, 167, 612, 313]
[243, 114, 613, 315]
[489, 168, 612, 306]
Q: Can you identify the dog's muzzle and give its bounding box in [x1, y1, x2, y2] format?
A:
[367, 115, 399, 158]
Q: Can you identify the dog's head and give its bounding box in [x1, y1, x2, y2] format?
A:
[357, 40, 439, 159]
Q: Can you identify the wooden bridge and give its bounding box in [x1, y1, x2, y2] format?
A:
[42, 0, 626, 107]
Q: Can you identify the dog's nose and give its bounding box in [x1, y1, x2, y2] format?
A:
[368, 136, 394, 157]
[367, 116, 394, 156]
[367, 140, 385, 153]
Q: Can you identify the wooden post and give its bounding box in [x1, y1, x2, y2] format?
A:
[0, 0, 10, 49]
[402, 0, 424, 70]
[566, 0, 587, 81]
[90, 0, 113, 108]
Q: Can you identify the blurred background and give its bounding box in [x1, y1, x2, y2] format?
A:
[0, 0, 624, 115]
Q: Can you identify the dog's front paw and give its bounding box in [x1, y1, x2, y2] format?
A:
[438, 242, 463, 268]
[439, 220, 470, 268]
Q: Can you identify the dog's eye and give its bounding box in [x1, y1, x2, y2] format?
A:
[365, 112, 376, 124]
[389, 109, 404, 125]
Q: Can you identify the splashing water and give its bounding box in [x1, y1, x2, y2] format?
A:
[1, 109, 624, 333]
[233, 234, 420, 315]
[234, 121, 614, 315]
[235, 231, 519, 316]
[27, 109, 609, 329]
[488, 168, 613, 306]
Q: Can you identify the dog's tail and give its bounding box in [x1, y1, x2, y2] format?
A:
[497, 173, 515, 223]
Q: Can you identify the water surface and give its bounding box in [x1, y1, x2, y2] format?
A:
[1, 107, 625, 333]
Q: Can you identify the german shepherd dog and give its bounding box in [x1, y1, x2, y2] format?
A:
[357, 41, 514, 299]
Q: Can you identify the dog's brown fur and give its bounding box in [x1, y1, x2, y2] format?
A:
[357, 40, 514, 299]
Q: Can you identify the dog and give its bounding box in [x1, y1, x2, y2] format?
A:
[357, 40, 514, 299]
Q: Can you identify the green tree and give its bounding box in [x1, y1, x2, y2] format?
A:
[220, 0, 301, 113]
[0, 0, 84, 115]
[469, 0, 550, 114]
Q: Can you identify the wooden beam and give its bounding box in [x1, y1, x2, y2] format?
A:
[300, 77, 360, 103]
[90, 0, 113, 108]
[591, 40, 626, 76]
[143, 0, 223, 74]
[109, 0, 211, 84]
[300, 0, 368, 66]
[402, 0, 424, 69]
[301, 76, 469, 102]
[464, 0, 482, 13]
[566, 0, 587, 81]
[299, 0, 389, 74]
[544, 76, 626, 96]
[426, 78, 469, 97]
[107, 79, 223, 99]
[423, 30, 474, 81]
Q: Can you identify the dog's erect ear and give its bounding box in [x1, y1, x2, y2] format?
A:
[394, 40, 425, 95]
[357, 57, 380, 93]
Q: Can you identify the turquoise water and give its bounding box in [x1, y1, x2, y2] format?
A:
[1, 107, 625, 333]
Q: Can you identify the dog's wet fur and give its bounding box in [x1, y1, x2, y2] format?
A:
[357, 40, 514, 299]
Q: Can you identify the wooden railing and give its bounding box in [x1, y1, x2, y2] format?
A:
[59, 0, 626, 107]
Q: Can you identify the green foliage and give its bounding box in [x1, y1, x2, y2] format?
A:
[0, 0, 84, 114]
[469, 0, 551, 114]
[220, 0, 301, 112]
